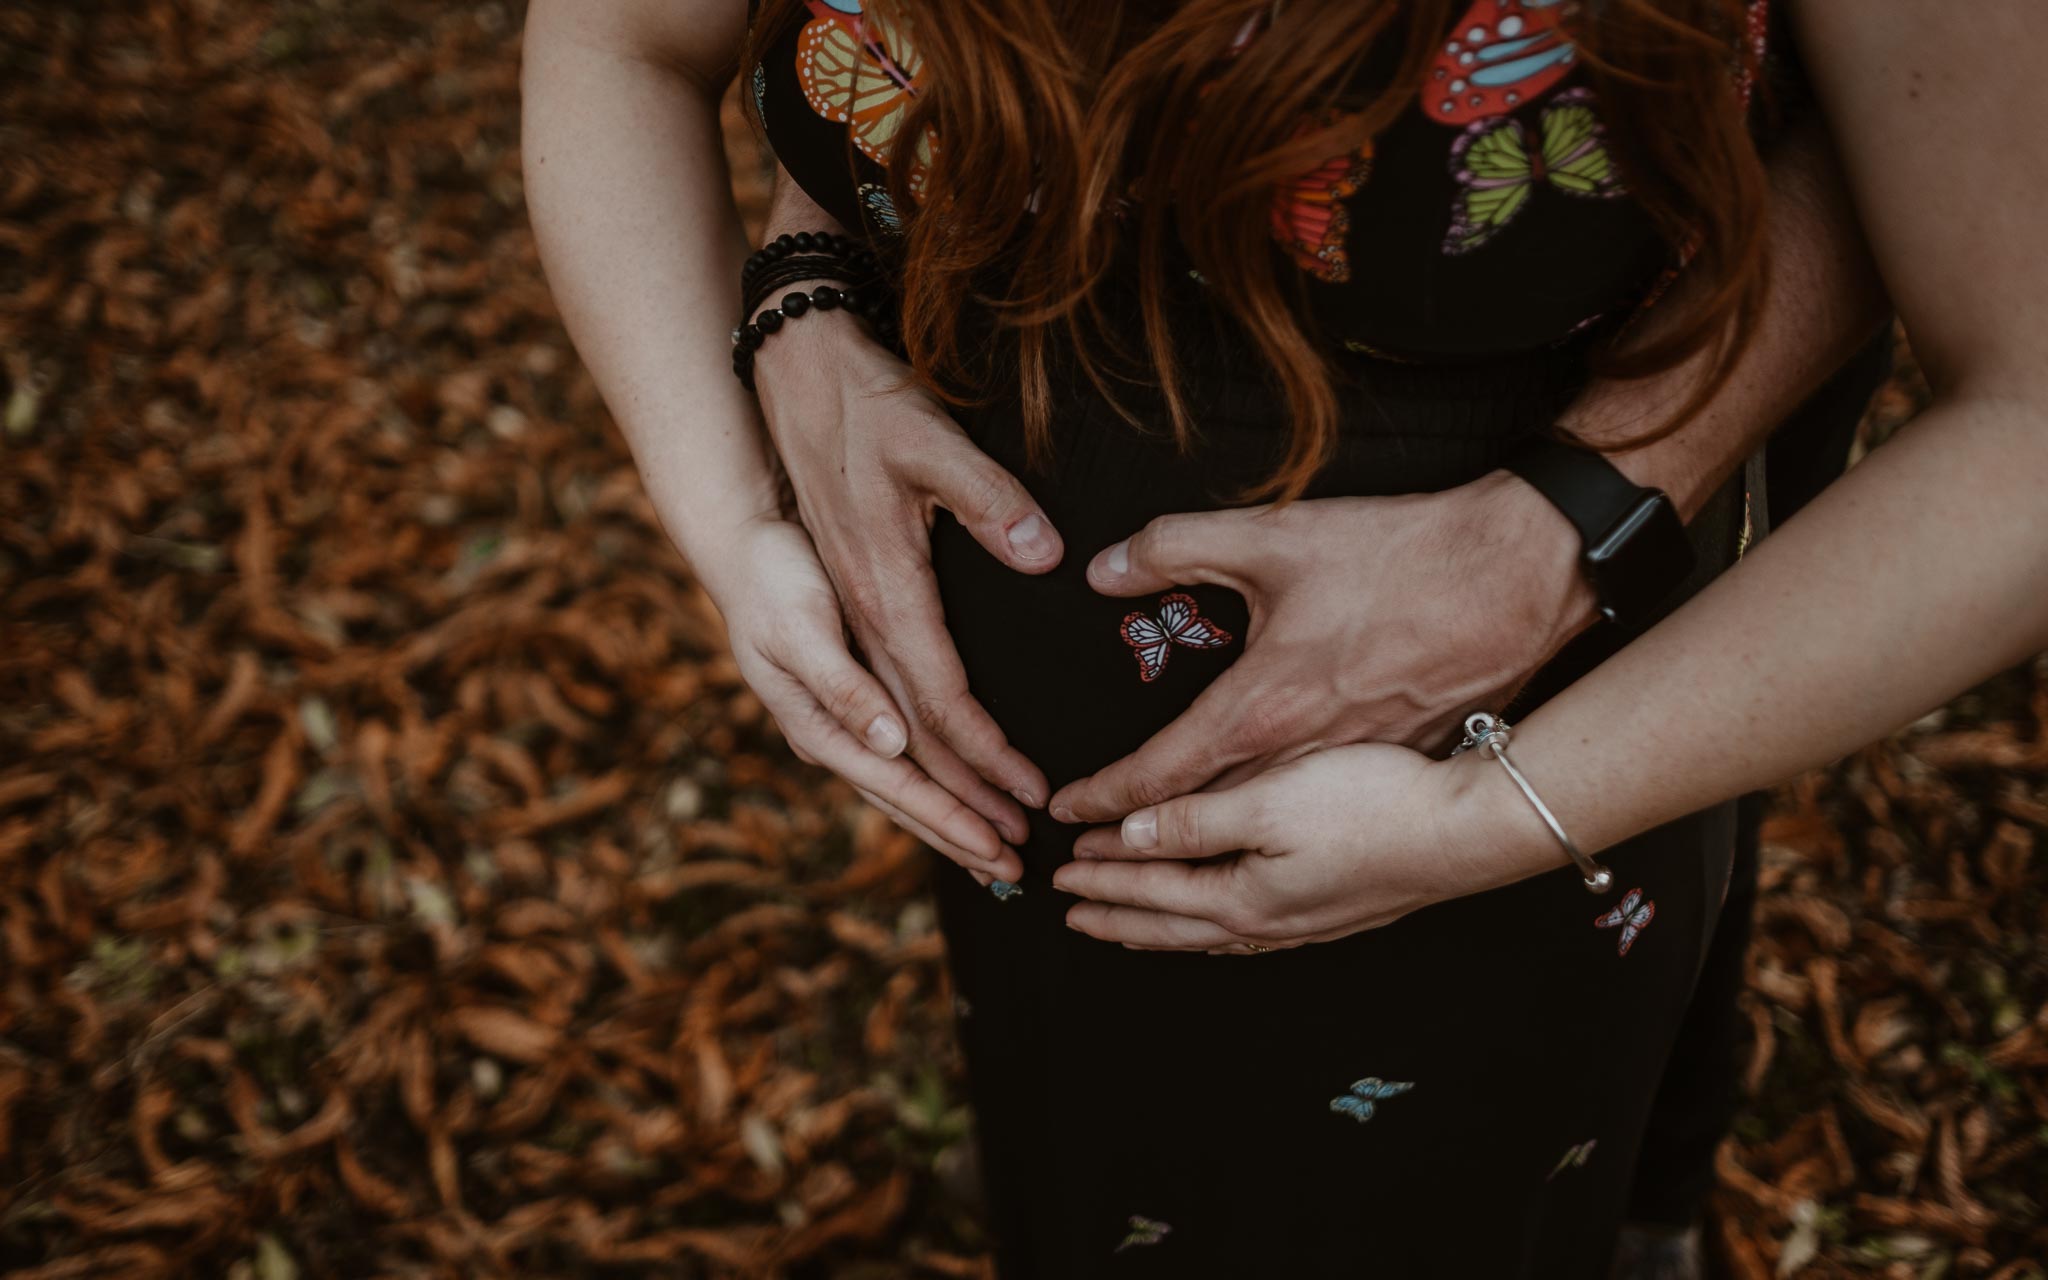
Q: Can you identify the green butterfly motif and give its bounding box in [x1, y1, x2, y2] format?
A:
[1443, 87, 1624, 255]
[1115, 1215, 1172, 1253]
[1547, 1137, 1597, 1181]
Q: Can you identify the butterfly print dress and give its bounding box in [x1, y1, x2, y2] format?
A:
[744, 2, 1886, 1275]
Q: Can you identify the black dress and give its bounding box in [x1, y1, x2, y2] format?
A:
[744, 2, 1881, 1273]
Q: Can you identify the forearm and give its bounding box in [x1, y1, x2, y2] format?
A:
[521, 2, 776, 595]
[1557, 110, 1892, 517]
[1457, 383, 2048, 872]
[1488, 110, 1892, 636]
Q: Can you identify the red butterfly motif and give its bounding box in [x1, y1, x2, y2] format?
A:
[1423, 0, 1578, 127]
[1270, 115, 1374, 284]
[1594, 887, 1656, 956]
[1120, 593, 1234, 683]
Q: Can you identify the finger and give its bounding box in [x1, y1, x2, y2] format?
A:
[864, 584, 1052, 809]
[865, 645, 1036, 842]
[1049, 671, 1265, 823]
[1049, 857, 1242, 920]
[1064, 902, 1249, 949]
[910, 434, 1063, 574]
[1085, 509, 1267, 597]
[764, 671, 1016, 870]
[856, 786, 1024, 885]
[800, 644, 911, 760]
[1082, 786, 1267, 862]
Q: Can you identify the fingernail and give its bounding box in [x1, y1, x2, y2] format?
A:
[1006, 514, 1055, 562]
[1050, 803, 1075, 824]
[1122, 809, 1158, 850]
[864, 715, 906, 757]
[1101, 540, 1130, 577]
[989, 879, 1022, 901]
[1012, 785, 1043, 809]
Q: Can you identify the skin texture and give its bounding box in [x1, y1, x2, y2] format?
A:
[1057, 1, 2048, 952]
[521, 0, 1025, 883]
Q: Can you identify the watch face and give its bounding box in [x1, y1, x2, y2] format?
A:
[1585, 492, 1696, 628]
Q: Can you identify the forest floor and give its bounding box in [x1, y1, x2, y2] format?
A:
[1, 3, 2044, 1277]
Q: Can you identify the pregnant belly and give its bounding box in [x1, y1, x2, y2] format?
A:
[929, 354, 1583, 794]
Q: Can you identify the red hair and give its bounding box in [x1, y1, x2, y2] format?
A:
[748, 0, 1771, 500]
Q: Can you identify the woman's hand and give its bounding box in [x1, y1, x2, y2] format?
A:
[1050, 743, 1557, 950]
[753, 310, 1062, 839]
[698, 514, 1026, 884]
[1047, 471, 1596, 824]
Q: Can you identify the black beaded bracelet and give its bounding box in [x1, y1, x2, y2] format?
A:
[731, 284, 899, 391]
[740, 231, 870, 294]
[742, 251, 881, 321]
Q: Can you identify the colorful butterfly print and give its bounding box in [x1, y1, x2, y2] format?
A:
[1442, 87, 1623, 255]
[1328, 1076, 1414, 1123]
[1424, 0, 1577, 126]
[1115, 1215, 1172, 1253]
[858, 181, 902, 234]
[1547, 1138, 1597, 1181]
[1594, 887, 1655, 956]
[796, 0, 935, 200]
[1270, 116, 1375, 284]
[989, 878, 1022, 902]
[1120, 592, 1234, 683]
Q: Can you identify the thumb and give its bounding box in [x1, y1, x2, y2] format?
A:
[915, 436, 1063, 574]
[1087, 509, 1264, 597]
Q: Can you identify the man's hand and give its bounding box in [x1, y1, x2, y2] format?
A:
[1048, 471, 1596, 825]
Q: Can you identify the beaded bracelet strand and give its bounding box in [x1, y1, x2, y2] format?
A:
[731, 284, 898, 391]
[734, 230, 898, 391]
[742, 252, 880, 320]
[740, 230, 868, 293]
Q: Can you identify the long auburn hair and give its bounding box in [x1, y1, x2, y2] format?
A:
[746, 0, 1771, 501]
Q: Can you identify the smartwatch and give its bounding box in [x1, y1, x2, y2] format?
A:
[1502, 436, 1697, 629]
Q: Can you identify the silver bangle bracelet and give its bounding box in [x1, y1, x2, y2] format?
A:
[1452, 711, 1613, 895]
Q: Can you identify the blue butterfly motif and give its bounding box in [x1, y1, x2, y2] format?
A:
[988, 879, 1022, 902]
[859, 182, 902, 234]
[1328, 1076, 1414, 1123]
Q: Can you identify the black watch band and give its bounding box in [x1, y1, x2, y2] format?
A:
[1503, 436, 1697, 628]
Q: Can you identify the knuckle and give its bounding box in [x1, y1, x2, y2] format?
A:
[1121, 763, 1174, 809]
[1237, 693, 1305, 753]
[1136, 513, 1187, 564]
[909, 691, 956, 735]
[952, 463, 1018, 522]
[812, 664, 870, 719]
[838, 573, 887, 624]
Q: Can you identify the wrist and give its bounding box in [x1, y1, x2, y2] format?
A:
[747, 284, 894, 389]
[682, 508, 785, 607]
[1434, 736, 1579, 888]
[1470, 468, 1601, 646]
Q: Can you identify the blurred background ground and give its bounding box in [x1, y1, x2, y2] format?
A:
[1, 3, 2044, 1277]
